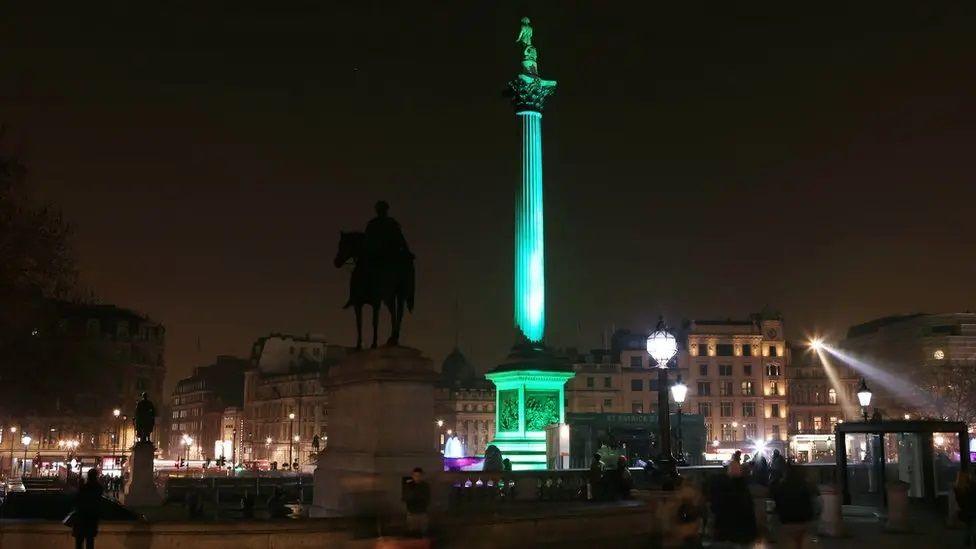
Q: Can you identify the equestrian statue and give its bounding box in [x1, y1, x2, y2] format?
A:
[334, 200, 415, 349]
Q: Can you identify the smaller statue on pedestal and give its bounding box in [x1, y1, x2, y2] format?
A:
[134, 392, 156, 444]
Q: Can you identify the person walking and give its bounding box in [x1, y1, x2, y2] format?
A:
[709, 463, 758, 547]
[402, 467, 431, 537]
[957, 469, 976, 548]
[769, 449, 787, 486]
[588, 453, 604, 502]
[772, 464, 818, 549]
[68, 468, 103, 549]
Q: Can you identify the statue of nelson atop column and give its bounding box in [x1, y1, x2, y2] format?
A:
[334, 200, 416, 349]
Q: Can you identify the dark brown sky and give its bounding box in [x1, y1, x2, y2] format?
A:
[4, 3, 975, 393]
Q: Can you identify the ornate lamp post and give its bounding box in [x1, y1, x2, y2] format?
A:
[181, 434, 193, 466]
[646, 318, 679, 480]
[288, 412, 296, 468]
[112, 408, 121, 468]
[671, 375, 688, 466]
[857, 378, 873, 421]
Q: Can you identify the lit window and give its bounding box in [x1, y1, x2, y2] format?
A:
[720, 382, 733, 396]
[741, 381, 754, 396]
[742, 402, 756, 417]
[828, 388, 837, 404]
[813, 416, 823, 432]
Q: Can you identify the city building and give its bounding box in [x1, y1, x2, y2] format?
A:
[786, 346, 861, 462]
[167, 355, 249, 461]
[242, 333, 344, 470]
[680, 313, 790, 461]
[840, 313, 976, 424]
[0, 300, 164, 476]
[434, 348, 495, 456]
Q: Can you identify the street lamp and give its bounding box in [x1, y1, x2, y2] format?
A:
[21, 435, 32, 476]
[181, 434, 193, 466]
[856, 378, 873, 421]
[288, 412, 296, 468]
[112, 408, 121, 469]
[646, 317, 679, 480]
[671, 375, 688, 466]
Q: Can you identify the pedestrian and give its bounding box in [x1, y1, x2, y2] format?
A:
[503, 458, 513, 472]
[772, 463, 818, 549]
[727, 450, 743, 478]
[67, 468, 103, 549]
[662, 477, 705, 547]
[614, 455, 633, 499]
[769, 449, 786, 486]
[957, 469, 976, 548]
[709, 462, 758, 546]
[267, 486, 293, 518]
[588, 453, 604, 501]
[402, 467, 431, 537]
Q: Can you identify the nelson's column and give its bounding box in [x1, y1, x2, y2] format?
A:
[485, 17, 574, 471]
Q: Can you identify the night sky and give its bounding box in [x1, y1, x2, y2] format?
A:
[4, 3, 975, 393]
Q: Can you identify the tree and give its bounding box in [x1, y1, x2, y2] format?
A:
[0, 133, 80, 413]
[928, 360, 976, 428]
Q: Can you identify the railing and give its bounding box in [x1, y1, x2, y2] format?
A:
[439, 470, 590, 509]
[438, 463, 838, 510]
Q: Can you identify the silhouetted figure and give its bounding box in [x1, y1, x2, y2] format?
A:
[185, 488, 203, 520]
[334, 201, 415, 349]
[588, 453, 604, 501]
[267, 487, 293, 518]
[709, 465, 758, 545]
[957, 469, 976, 548]
[772, 464, 818, 549]
[483, 445, 504, 472]
[240, 492, 256, 519]
[69, 468, 103, 549]
[502, 458, 513, 472]
[402, 467, 431, 538]
[769, 449, 787, 486]
[612, 455, 633, 499]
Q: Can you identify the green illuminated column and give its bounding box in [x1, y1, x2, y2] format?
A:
[508, 44, 555, 342]
[515, 110, 545, 342]
[484, 18, 571, 471]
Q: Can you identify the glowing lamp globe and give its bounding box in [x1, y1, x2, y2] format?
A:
[21, 435, 31, 446]
[856, 378, 872, 408]
[670, 376, 688, 404]
[646, 324, 678, 368]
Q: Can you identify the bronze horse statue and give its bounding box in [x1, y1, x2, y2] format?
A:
[334, 231, 415, 349]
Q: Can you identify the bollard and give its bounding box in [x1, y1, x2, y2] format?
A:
[818, 484, 845, 537]
[885, 481, 910, 532]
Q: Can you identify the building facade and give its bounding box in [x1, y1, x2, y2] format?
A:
[242, 334, 343, 470]
[840, 313, 976, 425]
[167, 355, 249, 461]
[0, 300, 164, 476]
[786, 347, 861, 462]
[680, 315, 790, 457]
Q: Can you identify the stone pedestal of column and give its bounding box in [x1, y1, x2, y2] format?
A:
[123, 441, 162, 506]
[310, 346, 441, 519]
